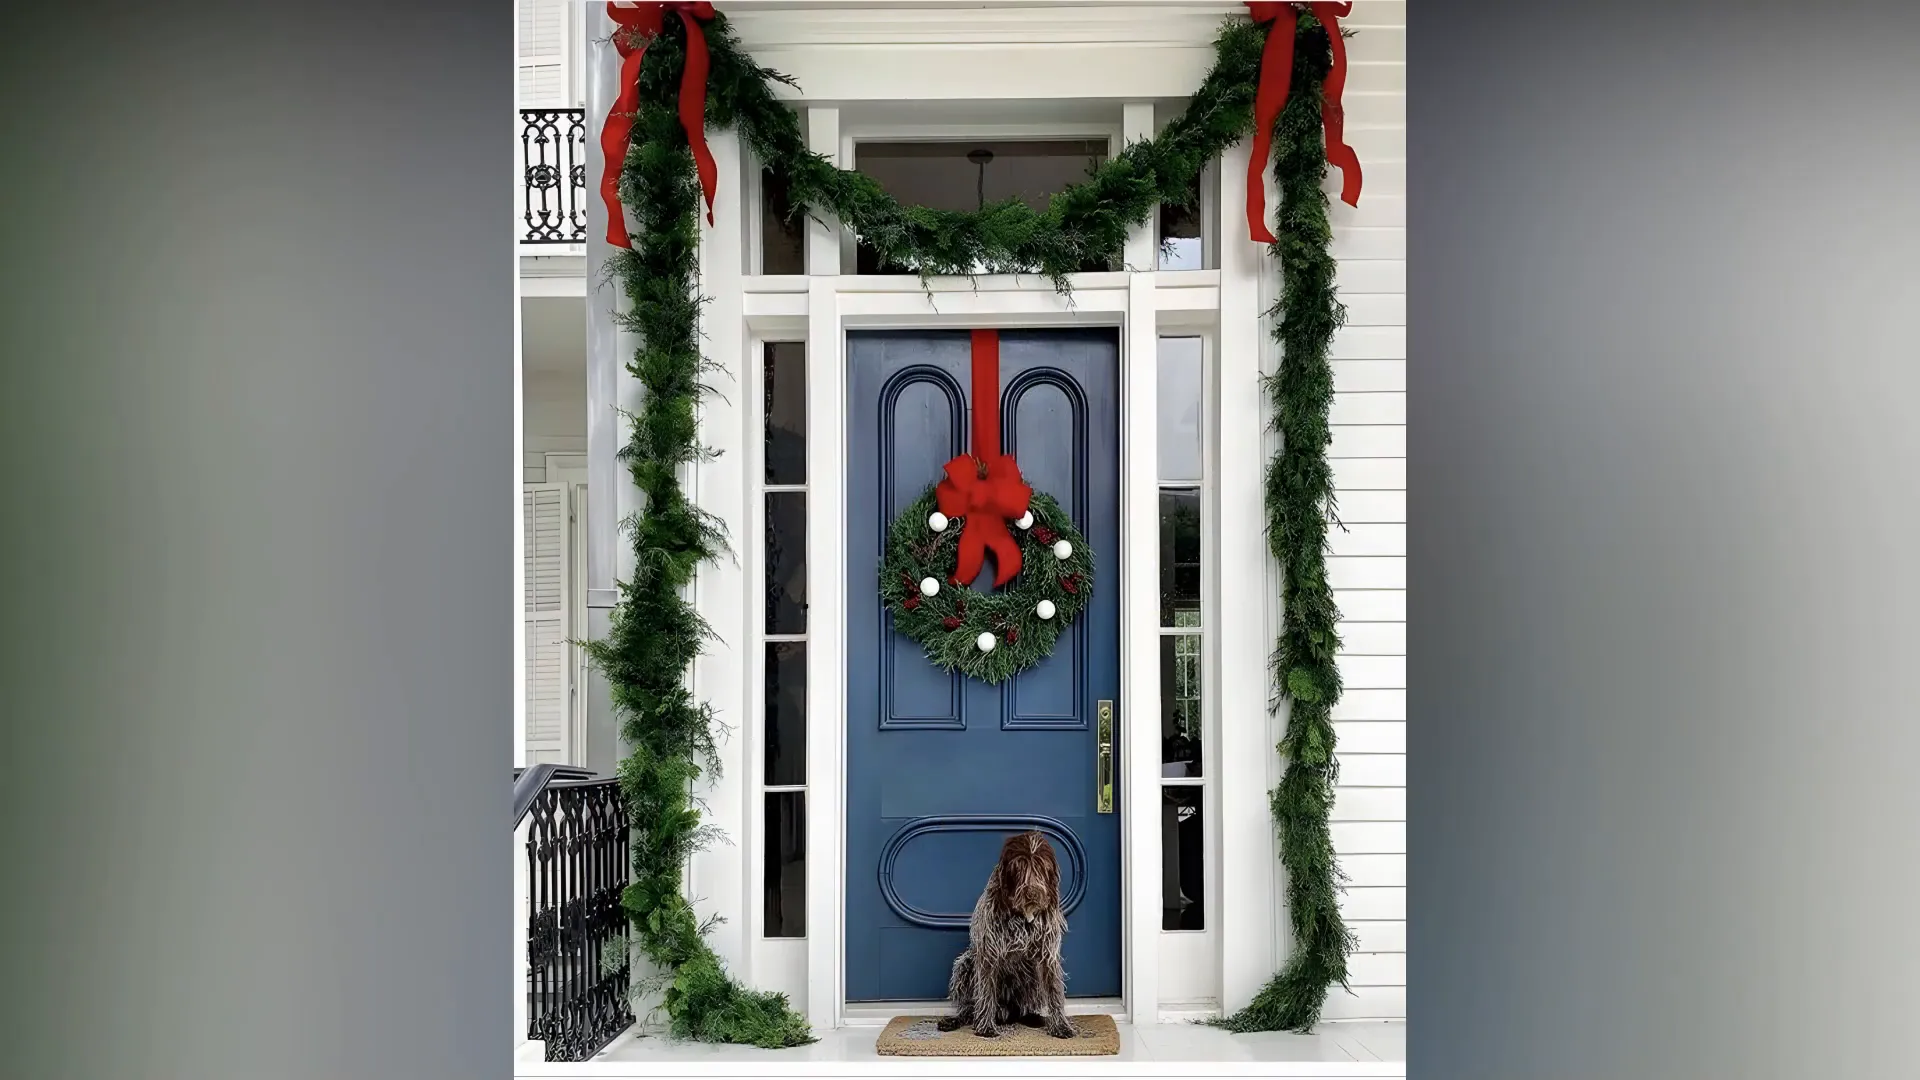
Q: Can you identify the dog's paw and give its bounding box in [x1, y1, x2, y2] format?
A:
[1045, 1020, 1077, 1040]
[935, 1015, 966, 1032]
[972, 1025, 1003, 1040]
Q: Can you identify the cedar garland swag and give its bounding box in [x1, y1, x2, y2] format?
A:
[586, 0, 1363, 1044]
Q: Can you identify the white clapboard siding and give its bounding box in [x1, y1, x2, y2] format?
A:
[1336, 621, 1405, 655]
[1334, 721, 1405, 755]
[1350, 921, 1406, 953]
[1329, 425, 1405, 459]
[1330, 490, 1405, 525]
[1341, 854, 1407, 889]
[1329, 390, 1405, 427]
[524, 484, 571, 763]
[1333, 589, 1404, 623]
[1332, 689, 1406, 723]
[1322, 4, 1404, 1020]
[1327, 523, 1405, 560]
[517, 0, 567, 106]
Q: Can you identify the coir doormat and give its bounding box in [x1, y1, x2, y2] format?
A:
[875, 1014, 1119, 1057]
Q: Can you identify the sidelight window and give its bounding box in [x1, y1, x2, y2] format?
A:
[1158, 335, 1208, 932]
[762, 341, 808, 938]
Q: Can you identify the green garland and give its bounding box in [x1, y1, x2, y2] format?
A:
[587, 9, 1354, 1045]
[880, 489, 1096, 685]
[1212, 16, 1359, 1035]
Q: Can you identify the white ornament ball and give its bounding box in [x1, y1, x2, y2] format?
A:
[918, 576, 940, 597]
[927, 511, 949, 533]
[1015, 511, 1034, 530]
[1035, 599, 1057, 621]
[1052, 539, 1073, 560]
[976, 631, 996, 653]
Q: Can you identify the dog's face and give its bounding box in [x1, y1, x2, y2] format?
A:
[991, 831, 1061, 923]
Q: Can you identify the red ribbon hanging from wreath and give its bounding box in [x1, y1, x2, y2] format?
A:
[1244, 2, 1362, 244]
[599, 2, 719, 249]
[936, 330, 1034, 589]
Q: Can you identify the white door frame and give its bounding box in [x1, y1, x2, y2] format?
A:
[584, 4, 1284, 1031]
[726, 264, 1240, 1032]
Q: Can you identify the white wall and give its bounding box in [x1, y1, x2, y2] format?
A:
[522, 294, 588, 481]
[1321, 0, 1407, 1023]
[523, 368, 586, 483]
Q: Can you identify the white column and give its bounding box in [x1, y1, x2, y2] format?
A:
[582, 4, 660, 1029]
[1214, 137, 1280, 1012]
[691, 129, 751, 982]
[1119, 101, 1163, 1025]
[803, 276, 846, 1031]
[582, 3, 635, 778]
[801, 105, 845, 1031]
[1122, 103, 1159, 274]
[805, 108, 842, 276]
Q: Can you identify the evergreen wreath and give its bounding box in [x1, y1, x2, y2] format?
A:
[587, 1, 1361, 1046]
[880, 488, 1095, 685]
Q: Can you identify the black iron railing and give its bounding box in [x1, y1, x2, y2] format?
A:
[520, 108, 588, 245]
[523, 774, 633, 1061]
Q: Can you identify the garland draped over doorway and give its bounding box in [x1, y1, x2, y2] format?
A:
[585, 1, 1360, 1046]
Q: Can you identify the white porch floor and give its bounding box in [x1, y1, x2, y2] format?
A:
[516, 1020, 1405, 1075]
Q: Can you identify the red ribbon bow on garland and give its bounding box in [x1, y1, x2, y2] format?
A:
[1244, 1, 1362, 244]
[936, 330, 1033, 589]
[599, 2, 719, 249]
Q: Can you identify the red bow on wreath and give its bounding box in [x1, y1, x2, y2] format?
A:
[936, 330, 1033, 589]
[1244, 1, 1362, 244]
[599, 2, 719, 249]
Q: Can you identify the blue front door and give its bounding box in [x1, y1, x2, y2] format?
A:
[845, 329, 1121, 1002]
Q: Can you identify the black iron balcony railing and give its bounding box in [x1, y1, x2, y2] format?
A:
[521, 769, 632, 1061]
[520, 108, 588, 245]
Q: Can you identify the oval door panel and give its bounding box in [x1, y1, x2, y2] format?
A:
[877, 814, 1087, 929]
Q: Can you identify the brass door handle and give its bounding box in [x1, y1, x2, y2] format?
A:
[1096, 700, 1114, 814]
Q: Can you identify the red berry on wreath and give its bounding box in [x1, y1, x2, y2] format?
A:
[903, 595, 922, 610]
[1062, 574, 1079, 594]
[1006, 627, 1019, 644]
[1033, 526, 1058, 545]
[942, 616, 963, 631]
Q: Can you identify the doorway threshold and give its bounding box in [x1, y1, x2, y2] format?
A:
[840, 997, 1127, 1027]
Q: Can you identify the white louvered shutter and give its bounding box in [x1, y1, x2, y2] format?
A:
[524, 484, 572, 764]
[517, 0, 568, 107]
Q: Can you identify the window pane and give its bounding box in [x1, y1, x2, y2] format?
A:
[763, 342, 806, 485]
[1158, 336, 1203, 483]
[766, 492, 807, 634]
[1158, 489, 1201, 626]
[1161, 786, 1205, 930]
[764, 792, 807, 937]
[765, 642, 807, 787]
[760, 167, 805, 274]
[1158, 171, 1205, 270]
[850, 141, 1111, 275]
[1159, 633, 1203, 777]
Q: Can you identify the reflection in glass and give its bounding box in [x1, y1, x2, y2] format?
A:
[763, 342, 807, 485]
[1158, 336, 1203, 483]
[1158, 489, 1201, 626]
[764, 792, 807, 937]
[850, 141, 1111, 274]
[1161, 786, 1205, 930]
[1158, 171, 1205, 270]
[766, 493, 807, 634]
[1159, 634, 1203, 777]
[765, 642, 807, 787]
[761, 167, 806, 274]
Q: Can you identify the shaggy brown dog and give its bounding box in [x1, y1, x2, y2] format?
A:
[936, 831, 1075, 1039]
